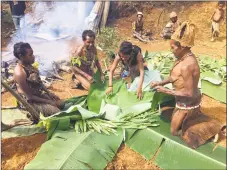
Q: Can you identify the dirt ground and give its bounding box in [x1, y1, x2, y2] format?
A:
[1, 1, 226, 170]
[1, 133, 46, 170]
[106, 145, 161, 170]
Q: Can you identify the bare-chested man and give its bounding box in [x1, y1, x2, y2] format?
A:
[210, 2, 225, 41]
[150, 21, 225, 149]
[71, 30, 104, 90]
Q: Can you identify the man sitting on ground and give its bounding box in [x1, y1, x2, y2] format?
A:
[161, 11, 181, 39]
[132, 12, 152, 43]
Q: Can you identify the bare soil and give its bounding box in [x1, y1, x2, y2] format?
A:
[1, 2, 226, 170]
[1, 133, 46, 170]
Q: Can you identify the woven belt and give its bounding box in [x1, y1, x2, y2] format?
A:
[176, 102, 201, 110]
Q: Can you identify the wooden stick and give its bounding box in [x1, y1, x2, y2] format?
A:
[2, 120, 32, 132]
[1, 78, 40, 120]
[157, 9, 165, 28]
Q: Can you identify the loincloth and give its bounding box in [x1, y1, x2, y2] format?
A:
[211, 21, 220, 34]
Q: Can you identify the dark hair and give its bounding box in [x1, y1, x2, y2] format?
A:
[218, 1, 225, 5]
[119, 41, 140, 66]
[13, 42, 32, 59]
[82, 30, 96, 41]
[119, 41, 133, 55]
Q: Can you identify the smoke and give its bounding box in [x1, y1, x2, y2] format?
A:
[3, 1, 94, 76]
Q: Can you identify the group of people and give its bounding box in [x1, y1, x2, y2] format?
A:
[132, 2, 225, 42]
[8, 2, 225, 149]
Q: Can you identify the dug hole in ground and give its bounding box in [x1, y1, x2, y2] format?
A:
[1, 1, 226, 170]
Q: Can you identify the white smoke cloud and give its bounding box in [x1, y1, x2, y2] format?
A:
[3, 1, 94, 76]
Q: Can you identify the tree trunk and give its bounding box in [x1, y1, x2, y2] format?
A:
[100, 1, 110, 28]
[1, 78, 39, 121]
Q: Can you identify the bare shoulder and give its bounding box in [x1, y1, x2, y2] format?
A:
[182, 55, 199, 73]
[75, 45, 84, 55]
[14, 64, 26, 79]
[115, 53, 121, 61]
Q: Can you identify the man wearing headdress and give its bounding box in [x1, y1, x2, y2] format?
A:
[151, 21, 225, 149]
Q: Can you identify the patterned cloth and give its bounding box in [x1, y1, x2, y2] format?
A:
[16, 64, 60, 122]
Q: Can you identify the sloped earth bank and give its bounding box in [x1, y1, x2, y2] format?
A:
[1, 2, 226, 170]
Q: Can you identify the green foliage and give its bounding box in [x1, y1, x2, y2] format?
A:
[199, 56, 226, 82]
[96, 27, 120, 59]
[25, 130, 124, 170]
[126, 116, 226, 169]
[71, 56, 87, 67]
[144, 52, 175, 75]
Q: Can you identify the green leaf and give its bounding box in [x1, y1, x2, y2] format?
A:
[201, 80, 226, 103]
[126, 128, 163, 160]
[125, 116, 226, 169]
[151, 92, 175, 111]
[24, 129, 123, 170]
[201, 71, 222, 85]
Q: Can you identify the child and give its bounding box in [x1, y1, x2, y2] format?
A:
[71, 30, 104, 90]
[210, 2, 225, 42]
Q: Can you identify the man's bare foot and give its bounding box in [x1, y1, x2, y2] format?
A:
[210, 37, 215, 42]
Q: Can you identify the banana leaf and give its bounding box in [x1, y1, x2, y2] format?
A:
[201, 80, 226, 103]
[38, 104, 105, 139]
[2, 109, 45, 139]
[63, 95, 88, 109]
[151, 92, 174, 111]
[24, 129, 123, 170]
[125, 116, 226, 169]
[145, 51, 226, 103]
[200, 71, 222, 85]
[88, 71, 173, 113]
